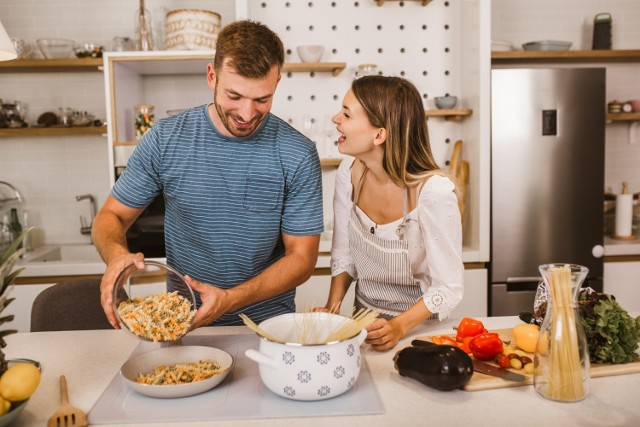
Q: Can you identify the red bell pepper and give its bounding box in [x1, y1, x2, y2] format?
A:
[455, 317, 487, 342]
[469, 333, 504, 361]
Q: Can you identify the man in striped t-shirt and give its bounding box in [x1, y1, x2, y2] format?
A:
[94, 20, 324, 328]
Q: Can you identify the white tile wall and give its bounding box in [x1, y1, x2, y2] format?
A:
[0, 0, 236, 244]
[492, 0, 640, 195]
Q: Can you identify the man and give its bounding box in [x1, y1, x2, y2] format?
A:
[93, 20, 324, 329]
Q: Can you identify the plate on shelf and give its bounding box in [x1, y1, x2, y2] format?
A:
[522, 41, 572, 51]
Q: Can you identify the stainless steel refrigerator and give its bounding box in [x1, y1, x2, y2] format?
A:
[490, 68, 605, 316]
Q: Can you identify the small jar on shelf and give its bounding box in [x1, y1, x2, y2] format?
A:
[134, 104, 154, 141]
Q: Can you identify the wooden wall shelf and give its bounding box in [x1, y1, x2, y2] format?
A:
[0, 58, 103, 73]
[0, 57, 347, 76]
[425, 109, 473, 122]
[0, 126, 107, 137]
[320, 158, 343, 167]
[492, 49, 640, 64]
[376, 0, 432, 6]
[606, 112, 640, 123]
[283, 62, 346, 76]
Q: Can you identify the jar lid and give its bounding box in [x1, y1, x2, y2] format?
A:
[135, 104, 154, 111]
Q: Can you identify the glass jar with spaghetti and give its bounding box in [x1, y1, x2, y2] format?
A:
[134, 104, 155, 141]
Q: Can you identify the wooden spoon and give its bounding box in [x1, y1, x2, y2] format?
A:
[47, 375, 87, 427]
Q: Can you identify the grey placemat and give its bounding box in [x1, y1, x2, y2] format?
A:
[88, 333, 384, 424]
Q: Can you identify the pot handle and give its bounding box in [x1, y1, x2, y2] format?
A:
[245, 349, 279, 368]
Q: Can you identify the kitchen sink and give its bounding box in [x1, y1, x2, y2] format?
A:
[25, 244, 102, 263]
[18, 244, 106, 277]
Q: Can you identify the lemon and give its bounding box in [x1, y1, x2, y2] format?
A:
[512, 323, 540, 353]
[0, 363, 41, 402]
[0, 395, 10, 416]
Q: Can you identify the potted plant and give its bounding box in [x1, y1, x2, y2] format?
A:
[0, 227, 40, 419]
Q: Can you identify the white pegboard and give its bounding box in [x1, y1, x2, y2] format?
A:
[247, 0, 465, 166]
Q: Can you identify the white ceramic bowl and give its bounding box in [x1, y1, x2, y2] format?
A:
[120, 346, 233, 398]
[113, 260, 197, 343]
[245, 312, 367, 401]
[434, 96, 458, 109]
[296, 45, 324, 63]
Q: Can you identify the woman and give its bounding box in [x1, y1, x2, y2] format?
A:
[319, 76, 464, 351]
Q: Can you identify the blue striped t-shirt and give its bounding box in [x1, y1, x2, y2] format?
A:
[112, 104, 324, 325]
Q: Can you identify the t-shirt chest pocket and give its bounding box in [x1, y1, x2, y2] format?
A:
[243, 174, 284, 212]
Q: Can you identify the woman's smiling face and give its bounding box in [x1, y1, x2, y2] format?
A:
[332, 89, 382, 157]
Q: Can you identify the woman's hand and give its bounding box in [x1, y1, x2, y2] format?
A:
[364, 317, 405, 351]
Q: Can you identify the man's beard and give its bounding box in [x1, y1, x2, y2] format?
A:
[214, 97, 265, 138]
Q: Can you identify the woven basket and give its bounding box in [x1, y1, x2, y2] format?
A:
[165, 9, 221, 50]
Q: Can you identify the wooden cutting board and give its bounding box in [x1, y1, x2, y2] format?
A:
[416, 328, 640, 392]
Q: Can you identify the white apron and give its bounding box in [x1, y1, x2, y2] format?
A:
[349, 168, 435, 319]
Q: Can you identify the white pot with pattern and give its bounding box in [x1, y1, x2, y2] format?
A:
[245, 312, 367, 401]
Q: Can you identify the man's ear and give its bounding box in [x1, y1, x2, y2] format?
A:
[206, 63, 216, 90]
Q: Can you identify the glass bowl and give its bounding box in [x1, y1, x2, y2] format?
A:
[112, 260, 197, 343]
[36, 38, 75, 59]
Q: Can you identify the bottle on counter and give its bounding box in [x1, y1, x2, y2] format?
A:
[9, 208, 22, 249]
[1, 214, 11, 251]
[134, 104, 154, 141]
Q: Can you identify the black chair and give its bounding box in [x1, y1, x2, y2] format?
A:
[30, 278, 124, 332]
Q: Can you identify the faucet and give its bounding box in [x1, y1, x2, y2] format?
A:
[76, 194, 97, 235]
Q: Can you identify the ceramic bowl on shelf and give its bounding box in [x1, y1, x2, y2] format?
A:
[73, 43, 103, 58]
[36, 38, 75, 59]
[630, 100, 640, 113]
[434, 96, 458, 109]
[296, 45, 324, 63]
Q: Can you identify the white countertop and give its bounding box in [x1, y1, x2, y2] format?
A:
[604, 235, 640, 257]
[6, 316, 640, 427]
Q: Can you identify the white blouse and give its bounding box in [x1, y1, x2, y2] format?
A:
[330, 157, 464, 318]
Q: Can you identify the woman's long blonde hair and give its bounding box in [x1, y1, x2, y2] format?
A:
[351, 76, 444, 188]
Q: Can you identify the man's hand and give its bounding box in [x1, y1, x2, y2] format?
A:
[100, 252, 145, 329]
[185, 275, 231, 329]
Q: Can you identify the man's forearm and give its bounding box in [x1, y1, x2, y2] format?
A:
[224, 242, 318, 313]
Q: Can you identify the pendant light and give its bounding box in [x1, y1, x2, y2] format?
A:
[0, 19, 17, 61]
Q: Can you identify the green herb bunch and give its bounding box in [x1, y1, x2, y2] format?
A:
[578, 290, 640, 364]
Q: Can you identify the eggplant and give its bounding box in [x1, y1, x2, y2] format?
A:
[393, 340, 473, 391]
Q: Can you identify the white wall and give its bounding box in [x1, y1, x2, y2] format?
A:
[492, 0, 640, 195]
[1, 0, 481, 248]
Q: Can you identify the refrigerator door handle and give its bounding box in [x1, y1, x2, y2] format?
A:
[506, 277, 542, 283]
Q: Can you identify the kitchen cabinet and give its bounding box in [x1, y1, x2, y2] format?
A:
[603, 260, 640, 312]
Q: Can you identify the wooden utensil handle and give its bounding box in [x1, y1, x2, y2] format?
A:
[60, 375, 69, 405]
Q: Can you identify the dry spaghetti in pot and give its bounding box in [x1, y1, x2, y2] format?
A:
[136, 359, 225, 385]
[117, 291, 196, 342]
